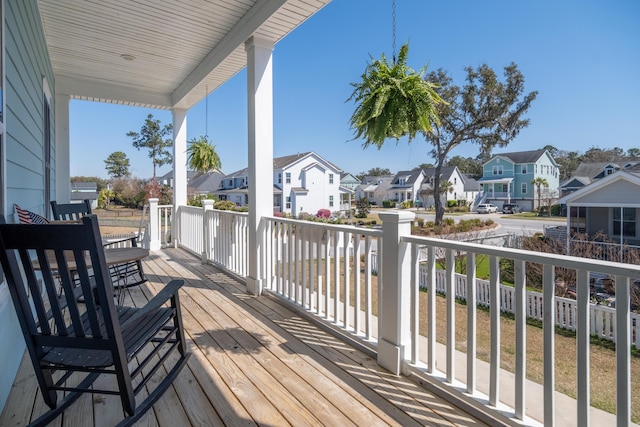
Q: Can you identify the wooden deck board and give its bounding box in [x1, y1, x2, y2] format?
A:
[0, 248, 487, 427]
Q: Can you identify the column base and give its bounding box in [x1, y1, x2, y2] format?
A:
[377, 338, 402, 375]
[246, 276, 264, 296]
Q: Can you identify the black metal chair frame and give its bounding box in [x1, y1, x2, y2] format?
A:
[0, 215, 190, 426]
[50, 200, 148, 288]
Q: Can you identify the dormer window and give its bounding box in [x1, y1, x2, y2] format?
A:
[399, 179, 405, 185]
[605, 167, 615, 175]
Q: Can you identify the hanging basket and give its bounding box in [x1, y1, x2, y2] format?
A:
[348, 43, 444, 148]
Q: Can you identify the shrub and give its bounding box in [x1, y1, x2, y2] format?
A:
[425, 221, 435, 228]
[317, 208, 331, 218]
[443, 217, 455, 227]
[188, 193, 216, 207]
[356, 198, 371, 218]
[447, 200, 457, 208]
[382, 200, 396, 208]
[213, 200, 236, 210]
[550, 203, 562, 216]
[416, 218, 424, 228]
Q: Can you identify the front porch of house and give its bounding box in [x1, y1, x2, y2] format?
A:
[0, 247, 486, 426]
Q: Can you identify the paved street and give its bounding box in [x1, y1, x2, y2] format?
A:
[373, 208, 565, 237]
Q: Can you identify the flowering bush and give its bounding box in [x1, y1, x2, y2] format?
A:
[316, 209, 331, 218]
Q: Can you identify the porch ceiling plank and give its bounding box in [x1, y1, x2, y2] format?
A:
[38, 0, 331, 110]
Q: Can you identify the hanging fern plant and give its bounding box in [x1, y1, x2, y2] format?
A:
[348, 43, 444, 148]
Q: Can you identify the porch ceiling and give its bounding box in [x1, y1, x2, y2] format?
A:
[37, 0, 330, 110]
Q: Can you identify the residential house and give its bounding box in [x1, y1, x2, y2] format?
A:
[187, 171, 225, 196]
[387, 169, 425, 205]
[158, 170, 199, 189]
[70, 181, 98, 209]
[355, 175, 394, 206]
[215, 152, 343, 216]
[557, 167, 640, 246]
[418, 166, 476, 207]
[339, 172, 360, 210]
[476, 149, 559, 211]
[559, 161, 639, 197]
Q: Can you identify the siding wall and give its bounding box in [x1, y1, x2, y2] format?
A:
[0, 0, 55, 410]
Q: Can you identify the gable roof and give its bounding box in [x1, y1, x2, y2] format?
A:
[421, 166, 459, 180]
[188, 171, 225, 193]
[390, 170, 424, 186]
[489, 149, 549, 165]
[558, 170, 640, 207]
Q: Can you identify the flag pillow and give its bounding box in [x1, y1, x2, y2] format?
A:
[13, 204, 50, 224]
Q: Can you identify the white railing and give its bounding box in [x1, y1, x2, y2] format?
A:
[158, 204, 172, 247]
[152, 204, 637, 426]
[398, 227, 638, 426]
[205, 209, 248, 277]
[176, 205, 203, 256]
[263, 216, 382, 341]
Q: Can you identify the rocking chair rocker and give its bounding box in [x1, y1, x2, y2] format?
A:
[0, 215, 190, 426]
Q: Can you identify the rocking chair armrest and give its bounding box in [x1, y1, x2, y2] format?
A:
[103, 235, 139, 248]
[120, 279, 184, 329]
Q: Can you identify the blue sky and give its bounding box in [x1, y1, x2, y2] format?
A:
[70, 0, 640, 179]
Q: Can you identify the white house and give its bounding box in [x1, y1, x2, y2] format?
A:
[418, 166, 475, 207]
[215, 152, 343, 216]
[355, 175, 394, 206]
[387, 169, 425, 204]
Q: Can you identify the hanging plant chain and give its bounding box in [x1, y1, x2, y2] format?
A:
[392, 0, 397, 63]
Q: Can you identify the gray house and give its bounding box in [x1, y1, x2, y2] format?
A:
[558, 168, 640, 246]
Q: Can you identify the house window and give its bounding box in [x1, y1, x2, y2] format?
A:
[399, 178, 405, 185]
[521, 183, 527, 194]
[570, 206, 587, 233]
[329, 195, 334, 207]
[286, 196, 291, 209]
[492, 166, 503, 176]
[454, 177, 457, 184]
[613, 208, 636, 237]
[285, 172, 291, 184]
[521, 165, 527, 174]
[329, 174, 334, 184]
[278, 173, 282, 184]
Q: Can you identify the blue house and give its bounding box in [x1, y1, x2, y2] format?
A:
[476, 149, 559, 211]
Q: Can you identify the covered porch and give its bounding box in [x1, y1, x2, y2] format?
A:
[1, 247, 485, 426]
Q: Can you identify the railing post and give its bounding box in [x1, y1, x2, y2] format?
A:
[202, 200, 214, 262]
[148, 198, 161, 251]
[377, 211, 415, 375]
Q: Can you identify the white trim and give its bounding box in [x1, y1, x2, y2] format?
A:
[558, 171, 640, 205]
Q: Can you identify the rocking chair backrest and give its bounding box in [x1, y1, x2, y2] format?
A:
[0, 215, 124, 366]
[50, 199, 92, 221]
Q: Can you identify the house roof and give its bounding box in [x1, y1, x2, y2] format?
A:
[421, 166, 458, 180]
[188, 171, 225, 194]
[390, 170, 424, 186]
[489, 149, 549, 165]
[225, 152, 341, 177]
[38, 0, 330, 110]
[558, 170, 640, 207]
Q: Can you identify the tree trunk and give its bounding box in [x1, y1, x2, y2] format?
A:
[433, 163, 445, 225]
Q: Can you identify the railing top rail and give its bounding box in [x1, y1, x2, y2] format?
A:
[402, 234, 640, 278]
[264, 215, 383, 237]
[208, 209, 249, 217]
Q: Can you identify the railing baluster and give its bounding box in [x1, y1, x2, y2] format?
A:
[514, 259, 526, 420]
[576, 268, 590, 426]
[301, 226, 308, 309]
[466, 252, 476, 394]
[446, 248, 455, 383]
[354, 233, 361, 335]
[411, 244, 419, 365]
[543, 264, 555, 426]
[616, 275, 631, 427]
[365, 235, 372, 340]
[427, 245, 436, 374]
[333, 230, 340, 324]
[325, 231, 331, 320]
[344, 231, 351, 330]
[489, 254, 500, 407]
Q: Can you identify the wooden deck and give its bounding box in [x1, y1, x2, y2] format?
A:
[1, 248, 487, 426]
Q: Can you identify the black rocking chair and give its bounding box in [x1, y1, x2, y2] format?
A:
[0, 215, 190, 426]
[50, 200, 149, 289]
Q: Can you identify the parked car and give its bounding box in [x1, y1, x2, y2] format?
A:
[502, 203, 522, 214]
[476, 203, 498, 214]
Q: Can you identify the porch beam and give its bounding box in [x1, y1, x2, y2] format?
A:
[245, 36, 274, 296]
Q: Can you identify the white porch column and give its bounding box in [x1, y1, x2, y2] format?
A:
[55, 93, 71, 204]
[202, 199, 214, 262]
[172, 109, 188, 206]
[245, 36, 274, 296]
[172, 109, 187, 247]
[377, 211, 415, 375]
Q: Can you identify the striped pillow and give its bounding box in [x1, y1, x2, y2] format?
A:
[13, 204, 50, 224]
